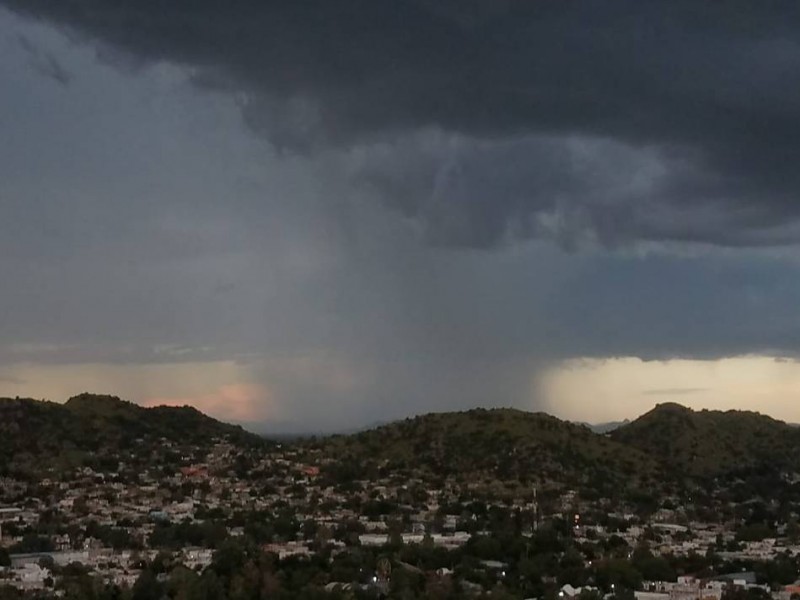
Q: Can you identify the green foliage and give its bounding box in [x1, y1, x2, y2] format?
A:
[631, 547, 676, 582]
[10, 535, 54, 554]
[611, 403, 800, 478]
[593, 558, 642, 592]
[0, 394, 269, 477]
[759, 553, 798, 586]
[312, 408, 658, 491]
[0, 586, 23, 600]
[6, 395, 800, 494]
[132, 570, 162, 600]
[149, 521, 228, 550]
[722, 586, 771, 600]
[735, 523, 775, 543]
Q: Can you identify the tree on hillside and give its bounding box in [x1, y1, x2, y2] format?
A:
[722, 586, 770, 600]
[132, 570, 162, 600]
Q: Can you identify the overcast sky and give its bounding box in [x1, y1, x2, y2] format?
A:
[2, 2, 800, 431]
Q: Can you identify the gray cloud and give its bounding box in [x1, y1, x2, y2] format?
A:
[4, 6, 800, 429]
[3, 1, 800, 248]
[17, 33, 72, 85]
[541, 252, 800, 361]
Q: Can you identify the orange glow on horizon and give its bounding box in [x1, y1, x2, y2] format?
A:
[143, 383, 276, 423]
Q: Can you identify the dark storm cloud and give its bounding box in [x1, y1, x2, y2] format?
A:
[4, 0, 800, 248]
[542, 252, 800, 361]
[6, 4, 800, 428]
[17, 33, 72, 85]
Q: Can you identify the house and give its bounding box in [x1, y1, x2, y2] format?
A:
[12, 564, 51, 590]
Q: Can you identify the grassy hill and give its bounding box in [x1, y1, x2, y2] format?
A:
[0, 393, 265, 477]
[609, 402, 800, 477]
[312, 408, 661, 494]
[314, 403, 800, 490]
[64, 393, 260, 446]
[4, 394, 799, 488]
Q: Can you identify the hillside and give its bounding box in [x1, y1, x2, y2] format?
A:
[314, 404, 800, 489]
[0, 393, 265, 477]
[312, 408, 661, 494]
[64, 393, 260, 446]
[580, 420, 630, 434]
[5, 395, 800, 487]
[610, 402, 800, 477]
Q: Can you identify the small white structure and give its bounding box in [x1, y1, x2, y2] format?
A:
[13, 564, 51, 591]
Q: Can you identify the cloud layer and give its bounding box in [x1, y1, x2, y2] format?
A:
[3, 5, 800, 428]
[4, 1, 800, 248]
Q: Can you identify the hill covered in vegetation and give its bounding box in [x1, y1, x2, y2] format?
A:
[309, 408, 662, 496]
[0, 393, 265, 478]
[309, 403, 800, 494]
[609, 402, 800, 477]
[3, 395, 799, 488]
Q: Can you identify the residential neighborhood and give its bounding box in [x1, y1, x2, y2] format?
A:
[3, 417, 800, 600]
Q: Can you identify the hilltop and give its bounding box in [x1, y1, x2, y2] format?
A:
[310, 408, 661, 495]
[64, 393, 260, 446]
[313, 403, 800, 489]
[3, 395, 800, 487]
[610, 402, 800, 477]
[0, 393, 265, 477]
